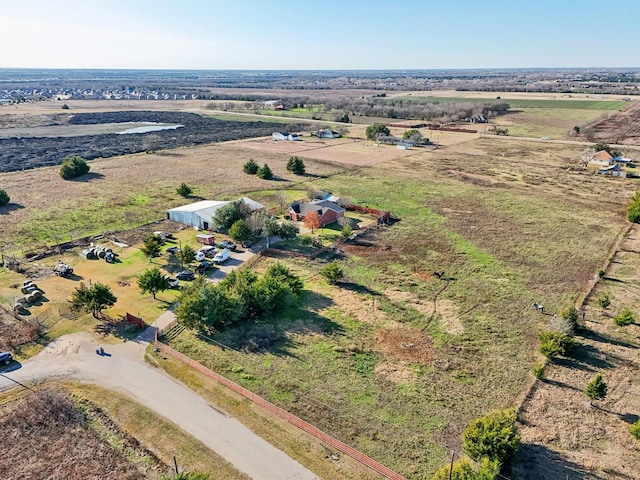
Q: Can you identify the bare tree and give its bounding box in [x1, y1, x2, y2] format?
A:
[246, 211, 267, 235]
[274, 191, 289, 214]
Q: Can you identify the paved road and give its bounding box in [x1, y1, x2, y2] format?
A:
[0, 315, 319, 480]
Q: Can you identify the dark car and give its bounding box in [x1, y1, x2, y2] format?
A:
[166, 246, 180, 254]
[196, 261, 213, 274]
[217, 240, 237, 251]
[176, 270, 195, 281]
[0, 351, 13, 365]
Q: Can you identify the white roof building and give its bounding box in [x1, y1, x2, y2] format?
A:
[167, 198, 265, 230]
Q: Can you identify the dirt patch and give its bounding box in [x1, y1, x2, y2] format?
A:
[374, 361, 416, 384]
[436, 299, 464, 335]
[375, 326, 436, 365]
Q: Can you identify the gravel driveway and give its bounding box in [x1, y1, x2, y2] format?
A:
[0, 318, 319, 480]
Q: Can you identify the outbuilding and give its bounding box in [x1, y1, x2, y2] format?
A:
[166, 200, 229, 230]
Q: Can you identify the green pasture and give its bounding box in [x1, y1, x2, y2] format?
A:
[392, 95, 627, 110]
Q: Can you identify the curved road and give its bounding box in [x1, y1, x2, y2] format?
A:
[0, 313, 319, 480]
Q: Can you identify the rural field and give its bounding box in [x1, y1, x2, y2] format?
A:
[1, 98, 639, 479]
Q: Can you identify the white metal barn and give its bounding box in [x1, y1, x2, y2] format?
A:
[167, 198, 265, 230]
[166, 200, 229, 230]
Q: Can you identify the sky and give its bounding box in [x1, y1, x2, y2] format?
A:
[1, 0, 638, 70]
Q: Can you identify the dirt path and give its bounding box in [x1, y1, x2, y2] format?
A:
[0, 319, 319, 480]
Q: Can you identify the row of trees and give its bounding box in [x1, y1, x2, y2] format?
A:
[243, 159, 273, 179]
[176, 263, 303, 333]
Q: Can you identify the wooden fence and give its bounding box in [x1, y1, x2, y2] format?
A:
[153, 340, 406, 480]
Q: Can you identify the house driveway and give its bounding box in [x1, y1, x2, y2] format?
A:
[0, 317, 319, 480]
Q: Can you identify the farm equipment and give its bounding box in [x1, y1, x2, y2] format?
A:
[54, 262, 74, 277]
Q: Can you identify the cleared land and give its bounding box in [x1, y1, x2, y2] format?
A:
[0, 386, 153, 479]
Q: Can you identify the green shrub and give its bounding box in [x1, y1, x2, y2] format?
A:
[462, 409, 520, 465]
[533, 363, 545, 379]
[629, 420, 640, 441]
[320, 262, 344, 284]
[431, 457, 499, 480]
[0, 188, 9, 206]
[59, 155, 90, 180]
[256, 164, 273, 180]
[176, 182, 193, 197]
[597, 292, 611, 310]
[585, 373, 608, 405]
[228, 219, 251, 242]
[613, 308, 634, 327]
[539, 330, 575, 358]
[560, 306, 579, 333]
[243, 159, 259, 174]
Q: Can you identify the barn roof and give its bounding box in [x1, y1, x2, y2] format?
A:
[167, 200, 229, 214]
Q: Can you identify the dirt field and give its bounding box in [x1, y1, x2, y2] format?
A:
[514, 224, 640, 480]
[0, 386, 158, 479]
[579, 100, 640, 145]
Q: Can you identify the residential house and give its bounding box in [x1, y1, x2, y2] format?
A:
[287, 199, 345, 227]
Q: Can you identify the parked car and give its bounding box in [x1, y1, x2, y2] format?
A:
[195, 251, 206, 262]
[0, 351, 13, 365]
[164, 276, 180, 288]
[196, 261, 213, 274]
[241, 240, 255, 249]
[217, 240, 237, 251]
[213, 248, 232, 264]
[166, 246, 180, 254]
[176, 270, 195, 281]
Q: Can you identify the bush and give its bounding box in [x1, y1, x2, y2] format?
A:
[432, 457, 499, 480]
[229, 219, 251, 242]
[629, 420, 640, 441]
[533, 363, 545, 379]
[462, 409, 519, 465]
[613, 308, 634, 327]
[0, 188, 9, 206]
[585, 373, 607, 405]
[320, 262, 344, 284]
[560, 306, 579, 333]
[286, 156, 306, 175]
[176, 182, 193, 197]
[539, 330, 575, 358]
[256, 164, 273, 180]
[243, 159, 259, 174]
[597, 292, 611, 310]
[59, 155, 90, 180]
